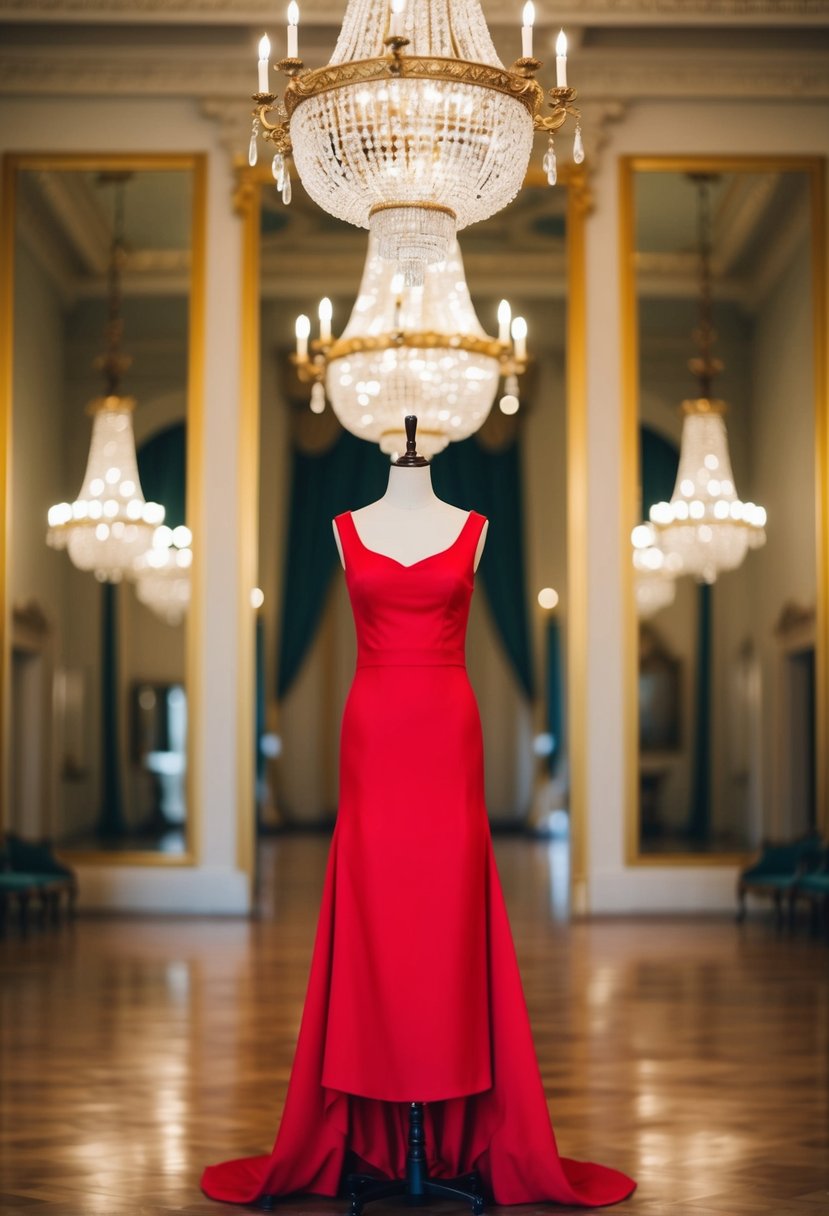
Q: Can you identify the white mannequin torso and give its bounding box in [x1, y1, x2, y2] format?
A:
[333, 465, 489, 570]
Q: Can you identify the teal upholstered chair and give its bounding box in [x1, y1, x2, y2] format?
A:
[791, 847, 829, 938]
[0, 834, 77, 933]
[736, 834, 824, 927]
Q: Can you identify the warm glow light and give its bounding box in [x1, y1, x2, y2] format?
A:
[295, 314, 311, 340]
[538, 586, 559, 610]
[631, 523, 654, 549]
[497, 299, 511, 326]
[556, 29, 567, 55]
[258, 33, 270, 59]
[319, 297, 333, 324]
[511, 315, 527, 360]
[251, 587, 265, 609]
[522, 2, 535, 26]
[288, 1, 299, 24]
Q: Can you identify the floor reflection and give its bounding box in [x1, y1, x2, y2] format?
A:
[1, 833, 828, 1215]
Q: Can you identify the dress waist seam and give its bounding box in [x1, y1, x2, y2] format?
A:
[357, 648, 466, 669]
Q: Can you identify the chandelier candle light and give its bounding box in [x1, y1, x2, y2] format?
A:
[647, 175, 767, 585]
[292, 235, 528, 456]
[47, 177, 165, 583]
[249, 0, 583, 284]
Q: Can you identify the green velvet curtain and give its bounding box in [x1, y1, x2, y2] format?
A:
[97, 582, 125, 838]
[640, 424, 711, 837]
[277, 431, 388, 698]
[137, 422, 186, 528]
[277, 428, 534, 700]
[545, 617, 563, 774]
[688, 585, 712, 840]
[431, 433, 535, 698]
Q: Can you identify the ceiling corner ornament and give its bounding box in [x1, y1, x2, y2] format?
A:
[248, 0, 583, 285]
[47, 175, 165, 584]
[647, 174, 767, 586]
[291, 235, 528, 458]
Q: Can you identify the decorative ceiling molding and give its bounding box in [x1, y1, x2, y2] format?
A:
[751, 182, 811, 301]
[1, 49, 828, 100]
[714, 173, 780, 276]
[636, 253, 753, 306]
[30, 170, 110, 275]
[17, 194, 78, 306]
[1, 0, 827, 24]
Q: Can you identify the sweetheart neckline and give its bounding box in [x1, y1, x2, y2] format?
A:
[347, 510, 475, 569]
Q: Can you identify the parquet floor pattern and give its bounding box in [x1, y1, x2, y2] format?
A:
[2, 835, 828, 1216]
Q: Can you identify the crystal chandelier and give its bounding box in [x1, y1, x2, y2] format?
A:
[47, 177, 164, 583]
[249, 0, 582, 284]
[648, 175, 766, 585]
[133, 525, 193, 625]
[292, 236, 527, 457]
[631, 523, 680, 619]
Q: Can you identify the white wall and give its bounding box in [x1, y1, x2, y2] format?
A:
[9, 242, 70, 838]
[584, 101, 829, 912]
[748, 236, 816, 838]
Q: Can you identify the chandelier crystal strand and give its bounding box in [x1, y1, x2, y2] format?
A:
[250, 0, 581, 284]
[47, 177, 164, 583]
[573, 122, 584, 164]
[543, 136, 557, 185]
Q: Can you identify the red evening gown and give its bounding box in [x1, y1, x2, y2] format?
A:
[202, 509, 635, 1208]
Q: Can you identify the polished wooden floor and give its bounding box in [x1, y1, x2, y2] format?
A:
[2, 835, 828, 1216]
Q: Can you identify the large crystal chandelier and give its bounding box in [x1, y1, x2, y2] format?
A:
[292, 235, 527, 456]
[648, 175, 766, 586]
[47, 178, 164, 583]
[250, 0, 582, 284]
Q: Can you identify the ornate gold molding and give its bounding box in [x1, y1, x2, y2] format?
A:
[1, 0, 825, 22]
[282, 55, 544, 117]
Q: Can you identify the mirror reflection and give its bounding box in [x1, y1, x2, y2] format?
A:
[251, 172, 573, 866]
[629, 163, 820, 857]
[8, 160, 196, 856]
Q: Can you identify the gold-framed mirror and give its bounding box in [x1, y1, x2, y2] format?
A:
[233, 162, 591, 908]
[620, 155, 827, 864]
[0, 153, 206, 864]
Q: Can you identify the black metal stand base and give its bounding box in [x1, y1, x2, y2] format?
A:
[345, 1101, 484, 1215]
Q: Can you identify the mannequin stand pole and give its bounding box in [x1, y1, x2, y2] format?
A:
[344, 1101, 484, 1215]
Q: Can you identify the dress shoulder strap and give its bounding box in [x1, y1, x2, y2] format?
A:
[462, 510, 488, 569]
[333, 511, 357, 564]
